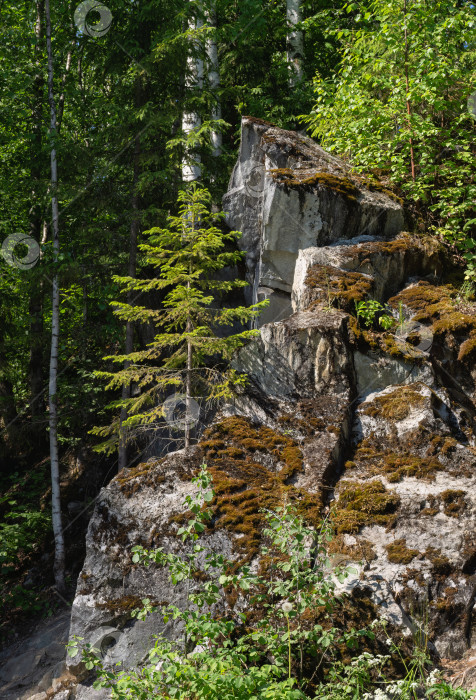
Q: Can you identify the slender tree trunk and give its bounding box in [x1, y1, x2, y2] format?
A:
[182, 3, 204, 181]
[403, 0, 416, 182]
[185, 301, 192, 449]
[118, 134, 140, 471]
[184, 203, 194, 448]
[28, 0, 46, 432]
[0, 339, 18, 451]
[286, 0, 303, 86]
[56, 47, 73, 132]
[45, 0, 65, 593]
[206, 3, 221, 158]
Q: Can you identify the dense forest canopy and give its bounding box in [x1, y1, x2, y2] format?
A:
[0, 0, 474, 643]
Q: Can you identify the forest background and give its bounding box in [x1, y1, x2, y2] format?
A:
[0, 0, 474, 634]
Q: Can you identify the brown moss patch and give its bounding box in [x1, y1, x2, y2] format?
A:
[305, 264, 372, 312]
[389, 281, 476, 340]
[458, 331, 476, 362]
[440, 489, 466, 517]
[348, 316, 426, 363]
[97, 595, 162, 614]
[117, 463, 166, 498]
[362, 385, 426, 422]
[351, 438, 443, 483]
[173, 416, 322, 565]
[425, 547, 453, 576]
[386, 539, 419, 565]
[361, 178, 404, 205]
[269, 169, 359, 201]
[328, 534, 377, 563]
[332, 480, 400, 534]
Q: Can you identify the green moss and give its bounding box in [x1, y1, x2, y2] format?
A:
[458, 331, 476, 361]
[348, 316, 425, 364]
[389, 281, 476, 340]
[385, 539, 419, 564]
[351, 436, 443, 483]
[362, 179, 404, 205]
[333, 480, 400, 534]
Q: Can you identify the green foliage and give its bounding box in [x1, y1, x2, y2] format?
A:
[303, 0, 476, 279]
[91, 184, 268, 453]
[355, 300, 394, 329]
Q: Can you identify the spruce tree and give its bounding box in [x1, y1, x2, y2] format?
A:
[92, 184, 267, 454]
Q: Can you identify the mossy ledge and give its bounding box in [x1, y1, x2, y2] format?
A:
[389, 281, 476, 343]
[269, 168, 360, 201]
[362, 385, 426, 422]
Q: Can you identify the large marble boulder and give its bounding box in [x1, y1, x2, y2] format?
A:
[223, 117, 405, 325]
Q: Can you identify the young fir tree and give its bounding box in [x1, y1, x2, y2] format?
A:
[91, 184, 267, 454]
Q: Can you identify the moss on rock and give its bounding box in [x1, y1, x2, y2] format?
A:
[333, 480, 400, 534]
[362, 385, 426, 422]
[386, 539, 419, 564]
[305, 264, 372, 312]
[269, 168, 360, 201]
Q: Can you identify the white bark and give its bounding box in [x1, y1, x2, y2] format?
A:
[206, 3, 221, 158]
[45, 0, 65, 592]
[286, 0, 304, 85]
[182, 7, 204, 181]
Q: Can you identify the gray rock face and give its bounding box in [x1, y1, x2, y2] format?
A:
[0, 611, 71, 700]
[336, 381, 476, 659]
[67, 450, 232, 676]
[64, 119, 476, 697]
[223, 117, 405, 325]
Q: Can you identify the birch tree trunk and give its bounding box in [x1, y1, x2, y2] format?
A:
[182, 4, 204, 182]
[403, 0, 416, 182]
[28, 0, 46, 433]
[286, 0, 304, 86]
[206, 2, 221, 158]
[45, 0, 65, 593]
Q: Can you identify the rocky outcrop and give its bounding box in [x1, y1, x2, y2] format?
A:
[223, 116, 405, 325]
[62, 118, 476, 698]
